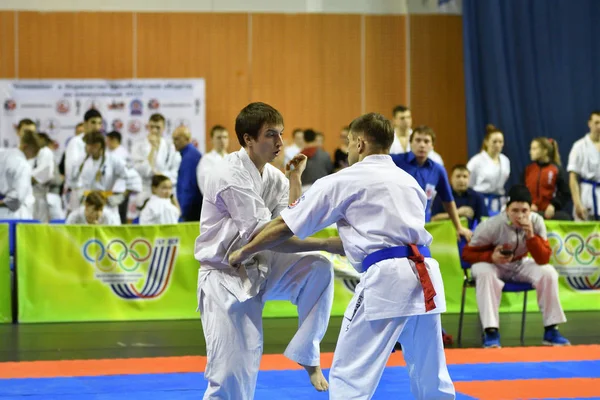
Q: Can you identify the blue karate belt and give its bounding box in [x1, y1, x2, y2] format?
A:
[581, 178, 600, 220]
[363, 244, 436, 312]
[481, 193, 504, 216]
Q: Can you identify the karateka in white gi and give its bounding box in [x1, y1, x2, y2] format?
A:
[196, 125, 229, 195]
[195, 102, 343, 400]
[64, 110, 103, 213]
[67, 131, 142, 216]
[567, 111, 600, 221]
[230, 112, 455, 400]
[19, 130, 55, 222]
[131, 113, 181, 214]
[0, 148, 33, 219]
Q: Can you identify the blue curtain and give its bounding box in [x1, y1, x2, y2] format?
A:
[463, 0, 600, 189]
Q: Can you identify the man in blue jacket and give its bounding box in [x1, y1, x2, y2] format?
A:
[172, 126, 203, 221]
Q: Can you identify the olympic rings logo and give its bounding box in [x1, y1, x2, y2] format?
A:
[548, 232, 600, 266]
[82, 238, 153, 272]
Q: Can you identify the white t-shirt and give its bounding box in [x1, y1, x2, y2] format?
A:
[280, 155, 445, 320]
[139, 195, 180, 225]
[567, 134, 600, 217]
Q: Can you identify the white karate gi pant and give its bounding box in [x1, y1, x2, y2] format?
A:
[197, 252, 334, 400]
[471, 258, 567, 329]
[329, 289, 455, 400]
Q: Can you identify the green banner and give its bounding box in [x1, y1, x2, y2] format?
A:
[17, 223, 199, 323]
[15, 220, 600, 323]
[0, 224, 10, 323]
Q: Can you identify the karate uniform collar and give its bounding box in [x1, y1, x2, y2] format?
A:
[238, 147, 264, 188]
[405, 151, 434, 167]
[361, 154, 394, 165]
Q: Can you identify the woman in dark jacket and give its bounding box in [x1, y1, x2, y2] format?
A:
[523, 137, 571, 220]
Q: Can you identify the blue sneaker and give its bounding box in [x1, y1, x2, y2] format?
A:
[483, 330, 501, 348]
[543, 329, 571, 346]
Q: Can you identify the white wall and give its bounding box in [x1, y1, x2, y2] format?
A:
[0, 0, 461, 14]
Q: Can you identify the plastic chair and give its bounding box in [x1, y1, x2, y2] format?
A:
[456, 238, 534, 347]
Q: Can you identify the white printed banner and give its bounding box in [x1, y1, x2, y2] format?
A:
[0, 79, 206, 154]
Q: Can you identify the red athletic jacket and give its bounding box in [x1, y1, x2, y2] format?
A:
[522, 162, 570, 212]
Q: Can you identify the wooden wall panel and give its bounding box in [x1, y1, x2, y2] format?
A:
[365, 15, 407, 119]
[409, 15, 467, 171]
[18, 12, 134, 78]
[137, 13, 249, 152]
[0, 11, 16, 78]
[251, 14, 362, 155]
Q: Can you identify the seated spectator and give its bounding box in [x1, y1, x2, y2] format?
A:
[467, 124, 511, 216]
[524, 137, 571, 220]
[66, 191, 121, 225]
[431, 164, 488, 229]
[333, 126, 349, 172]
[391, 126, 472, 240]
[300, 128, 333, 191]
[567, 111, 600, 221]
[284, 128, 304, 164]
[139, 175, 180, 225]
[462, 185, 569, 348]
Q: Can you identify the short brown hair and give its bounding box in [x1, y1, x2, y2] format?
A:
[349, 113, 394, 151]
[84, 191, 106, 210]
[149, 113, 166, 124]
[83, 131, 106, 149]
[151, 174, 171, 188]
[410, 125, 437, 144]
[20, 129, 43, 152]
[210, 125, 227, 138]
[235, 102, 284, 147]
[451, 164, 469, 174]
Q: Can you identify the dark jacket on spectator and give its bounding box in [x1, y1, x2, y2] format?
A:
[300, 146, 333, 186]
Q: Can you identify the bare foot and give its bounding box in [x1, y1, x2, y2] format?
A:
[300, 364, 329, 392]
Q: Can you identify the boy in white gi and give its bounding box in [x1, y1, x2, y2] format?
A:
[0, 148, 33, 219]
[20, 130, 55, 222]
[462, 185, 569, 348]
[195, 102, 342, 400]
[196, 125, 229, 195]
[68, 131, 142, 216]
[131, 113, 181, 215]
[230, 112, 455, 400]
[568, 110, 600, 221]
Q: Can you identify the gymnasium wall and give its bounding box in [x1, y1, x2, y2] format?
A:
[0, 7, 467, 168]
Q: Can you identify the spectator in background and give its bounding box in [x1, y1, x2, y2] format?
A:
[390, 105, 444, 165]
[284, 128, 304, 164]
[567, 111, 600, 221]
[66, 191, 121, 225]
[315, 132, 325, 148]
[0, 147, 33, 219]
[63, 111, 103, 213]
[467, 124, 511, 216]
[58, 122, 85, 185]
[391, 126, 471, 241]
[462, 185, 569, 348]
[431, 164, 488, 229]
[106, 131, 131, 223]
[68, 131, 142, 217]
[300, 128, 333, 191]
[172, 126, 203, 221]
[20, 130, 54, 222]
[524, 138, 571, 220]
[36, 132, 65, 221]
[333, 126, 349, 172]
[197, 125, 229, 195]
[139, 174, 180, 225]
[131, 113, 181, 217]
[15, 118, 37, 140]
